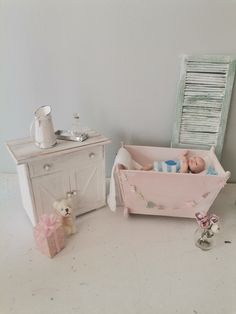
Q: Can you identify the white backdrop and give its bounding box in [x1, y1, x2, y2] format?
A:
[1, 0, 236, 180]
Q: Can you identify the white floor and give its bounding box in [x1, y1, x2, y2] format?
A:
[1, 174, 236, 314]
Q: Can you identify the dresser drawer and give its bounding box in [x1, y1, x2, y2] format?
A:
[28, 145, 103, 178]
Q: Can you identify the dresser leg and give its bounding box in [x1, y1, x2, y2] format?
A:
[124, 207, 130, 217]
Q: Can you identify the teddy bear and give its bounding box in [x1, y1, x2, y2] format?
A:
[53, 198, 77, 236]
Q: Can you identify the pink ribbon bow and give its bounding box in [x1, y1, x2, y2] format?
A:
[35, 214, 60, 238]
[195, 212, 219, 229]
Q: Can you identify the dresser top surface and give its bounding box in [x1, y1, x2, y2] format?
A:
[6, 134, 111, 164]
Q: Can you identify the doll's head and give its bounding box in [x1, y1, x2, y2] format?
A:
[188, 156, 205, 173]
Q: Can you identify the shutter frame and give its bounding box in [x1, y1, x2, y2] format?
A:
[171, 55, 236, 159]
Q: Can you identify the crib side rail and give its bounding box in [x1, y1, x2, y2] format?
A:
[117, 167, 230, 218]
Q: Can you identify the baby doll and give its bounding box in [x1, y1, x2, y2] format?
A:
[142, 152, 205, 174]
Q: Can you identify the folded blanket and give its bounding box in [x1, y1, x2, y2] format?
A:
[107, 147, 141, 211]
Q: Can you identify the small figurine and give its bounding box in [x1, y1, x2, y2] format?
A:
[53, 198, 77, 236]
[194, 212, 220, 250]
[142, 151, 205, 174]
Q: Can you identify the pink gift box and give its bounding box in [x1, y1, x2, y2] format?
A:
[34, 214, 65, 258]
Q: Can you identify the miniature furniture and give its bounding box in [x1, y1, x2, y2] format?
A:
[117, 144, 230, 218]
[171, 55, 236, 159]
[6, 135, 110, 226]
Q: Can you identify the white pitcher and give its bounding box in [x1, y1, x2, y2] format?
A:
[31, 105, 57, 149]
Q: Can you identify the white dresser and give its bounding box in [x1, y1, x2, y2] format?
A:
[6, 135, 110, 226]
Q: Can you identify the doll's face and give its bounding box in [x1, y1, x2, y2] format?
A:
[188, 156, 205, 173]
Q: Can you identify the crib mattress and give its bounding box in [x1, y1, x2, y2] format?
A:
[117, 145, 230, 218]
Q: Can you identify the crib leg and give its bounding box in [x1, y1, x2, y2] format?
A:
[124, 207, 130, 217]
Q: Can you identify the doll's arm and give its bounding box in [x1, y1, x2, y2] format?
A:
[179, 152, 189, 173]
[141, 164, 153, 171]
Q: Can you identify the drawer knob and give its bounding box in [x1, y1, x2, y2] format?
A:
[43, 164, 51, 171]
[89, 152, 95, 159]
[67, 191, 73, 198]
[67, 190, 77, 198]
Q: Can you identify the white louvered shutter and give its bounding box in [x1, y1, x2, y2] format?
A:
[171, 55, 236, 159]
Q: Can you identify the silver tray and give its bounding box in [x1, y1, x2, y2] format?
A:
[55, 130, 89, 142]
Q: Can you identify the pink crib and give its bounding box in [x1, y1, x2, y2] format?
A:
[117, 145, 230, 218]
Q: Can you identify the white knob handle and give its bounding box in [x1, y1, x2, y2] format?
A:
[89, 152, 95, 159]
[43, 164, 51, 171]
[67, 192, 73, 198]
[67, 190, 77, 198]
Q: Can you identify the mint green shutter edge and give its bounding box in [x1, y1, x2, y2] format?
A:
[171, 55, 187, 148]
[215, 58, 236, 158]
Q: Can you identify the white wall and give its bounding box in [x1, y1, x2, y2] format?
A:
[1, 0, 236, 180]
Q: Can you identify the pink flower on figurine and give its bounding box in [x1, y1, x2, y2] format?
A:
[195, 212, 210, 228]
[195, 212, 219, 230]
